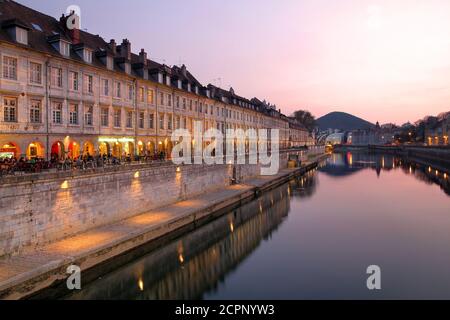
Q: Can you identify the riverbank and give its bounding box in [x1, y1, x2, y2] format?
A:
[0, 154, 327, 300]
[334, 145, 450, 167]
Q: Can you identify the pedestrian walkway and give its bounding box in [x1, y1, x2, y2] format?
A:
[0, 165, 312, 299]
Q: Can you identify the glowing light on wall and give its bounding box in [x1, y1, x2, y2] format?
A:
[134, 171, 140, 179]
[61, 180, 69, 189]
[138, 278, 144, 291]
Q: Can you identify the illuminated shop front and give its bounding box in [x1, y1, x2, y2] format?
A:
[98, 137, 135, 158]
[0, 142, 19, 159]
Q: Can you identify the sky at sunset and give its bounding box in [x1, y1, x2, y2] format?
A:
[19, 0, 450, 124]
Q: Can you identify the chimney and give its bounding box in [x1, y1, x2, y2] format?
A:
[121, 39, 131, 60]
[139, 49, 147, 66]
[109, 39, 117, 55]
[60, 11, 80, 44]
[181, 64, 187, 77]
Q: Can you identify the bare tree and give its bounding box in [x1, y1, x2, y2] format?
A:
[292, 110, 317, 132]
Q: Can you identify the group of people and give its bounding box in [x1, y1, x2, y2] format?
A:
[0, 150, 169, 177]
[0, 156, 49, 175]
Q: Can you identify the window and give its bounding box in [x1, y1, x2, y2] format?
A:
[159, 113, 164, 130]
[176, 116, 181, 129]
[167, 94, 172, 107]
[183, 117, 187, 129]
[60, 41, 70, 56]
[126, 110, 133, 128]
[102, 79, 109, 96]
[29, 62, 42, 84]
[69, 104, 78, 125]
[114, 81, 121, 98]
[147, 89, 154, 104]
[139, 87, 145, 103]
[114, 109, 121, 127]
[106, 56, 114, 70]
[84, 74, 93, 94]
[3, 56, 17, 80]
[84, 49, 92, 63]
[3, 97, 17, 122]
[31, 23, 42, 32]
[17, 28, 28, 45]
[149, 113, 154, 129]
[101, 108, 109, 127]
[189, 100, 193, 111]
[51, 67, 62, 87]
[69, 71, 78, 91]
[127, 84, 133, 100]
[182, 98, 186, 110]
[139, 112, 144, 129]
[176, 96, 180, 108]
[52, 101, 62, 124]
[167, 114, 172, 130]
[30, 100, 41, 123]
[84, 105, 93, 126]
[160, 92, 164, 105]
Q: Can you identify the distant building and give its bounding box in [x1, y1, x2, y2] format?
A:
[425, 113, 450, 146]
[325, 132, 347, 145]
[350, 123, 395, 146]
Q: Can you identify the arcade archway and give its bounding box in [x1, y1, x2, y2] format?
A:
[0, 142, 20, 159]
[51, 141, 64, 160]
[27, 142, 44, 159]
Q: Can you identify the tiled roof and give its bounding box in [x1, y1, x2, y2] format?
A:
[0, 0, 297, 123]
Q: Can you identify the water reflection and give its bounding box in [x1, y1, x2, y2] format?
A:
[65, 152, 450, 300]
[67, 184, 293, 300]
[324, 152, 450, 196]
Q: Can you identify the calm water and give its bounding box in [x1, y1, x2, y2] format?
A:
[66, 152, 450, 300]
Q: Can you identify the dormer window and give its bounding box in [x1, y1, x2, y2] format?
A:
[178, 80, 182, 89]
[187, 83, 191, 92]
[106, 56, 114, 70]
[84, 49, 92, 63]
[16, 27, 28, 45]
[60, 41, 71, 56]
[158, 73, 163, 84]
[195, 86, 199, 94]
[2, 20, 30, 45]
[125, 63, 131, 74]
[166, 76, 171, 86]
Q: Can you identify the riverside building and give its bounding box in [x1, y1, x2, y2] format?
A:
[0, 0, 310, 161]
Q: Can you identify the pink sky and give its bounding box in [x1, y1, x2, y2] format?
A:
[23, 0, 450, 124]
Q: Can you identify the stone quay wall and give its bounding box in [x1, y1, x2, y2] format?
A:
[0, 152, 289, 257]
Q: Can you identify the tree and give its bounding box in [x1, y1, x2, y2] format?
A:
[292, 110, 317, 132]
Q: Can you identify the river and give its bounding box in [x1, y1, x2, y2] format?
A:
[65, 152, 450, 300]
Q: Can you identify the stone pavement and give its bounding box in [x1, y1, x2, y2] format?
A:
[0, 164, 318, 300]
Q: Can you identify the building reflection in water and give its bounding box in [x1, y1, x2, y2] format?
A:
[66, 183, 301, 300]
[323, 152, 450, 196]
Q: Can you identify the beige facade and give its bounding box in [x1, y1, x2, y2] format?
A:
[0, 5, 310, 160]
